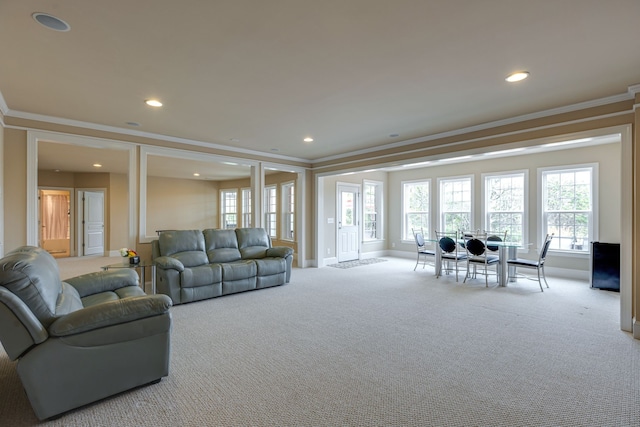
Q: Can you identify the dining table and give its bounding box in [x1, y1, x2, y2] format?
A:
[431, 238, 522, 287]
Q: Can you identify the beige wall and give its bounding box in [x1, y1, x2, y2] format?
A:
[146, 176, 218, 235]
[3, 128, 27, 252]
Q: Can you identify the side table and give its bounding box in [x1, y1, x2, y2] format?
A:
[101, 261, 156, 294]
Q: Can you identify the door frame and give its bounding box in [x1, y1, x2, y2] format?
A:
[38, 186, 75, 256]
[336, 182, 361, 262]
[76, 188, 106, 256]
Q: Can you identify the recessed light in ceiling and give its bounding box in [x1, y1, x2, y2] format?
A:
[126, 121, 140, 127]
[93, 163, 102, 168]
[303, 137, 314, 143]
[230, 138, 240, 142]
[193, 173, 200, 177]
[32, 12, 70, 32]
[270, 148, 279, 152]
[505, 71, 530, 83]
[145, 99, 163, 107]
[389, 133, 400, 138]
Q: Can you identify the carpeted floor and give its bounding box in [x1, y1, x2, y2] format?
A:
[1, 257, 638, 426]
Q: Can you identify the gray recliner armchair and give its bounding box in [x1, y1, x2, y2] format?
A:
[0, 246, 173, 420]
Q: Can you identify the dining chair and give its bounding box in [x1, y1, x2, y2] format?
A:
[435, 230, 467, 281]
[463, 232, 500, 286]
[412, 228, 436, 271]
[506, 233, 554, 291]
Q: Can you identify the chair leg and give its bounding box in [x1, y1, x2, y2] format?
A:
[414, 254, 419, 271]
[541, 266, 549, 289]
[537, 268, 544, 292]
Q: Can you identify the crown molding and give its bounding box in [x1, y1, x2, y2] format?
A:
[313, 90, 634, 164]
[4, 109, 311, 164]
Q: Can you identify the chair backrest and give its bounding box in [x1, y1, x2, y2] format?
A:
[539, 233, 554, 263]
[485, 230, 507, 252]
[465, 234, 487, 256]
[435, 230, 458, 254]
[412, 228, 426, 249]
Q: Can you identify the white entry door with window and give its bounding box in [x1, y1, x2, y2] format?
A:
[337, 184, 360, 262]
[82, 190, 105, 256]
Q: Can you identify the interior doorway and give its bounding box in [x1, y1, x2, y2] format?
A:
[39, 188, 72, 258]
[337, 183, 360, 262]
[77, 189, 105, 256]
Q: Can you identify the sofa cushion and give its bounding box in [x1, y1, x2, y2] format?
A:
[1, 247, 63, 328]
[254, 258, 286, 276]
[221, 260, 257, 281]
[159, 228, 209, 267]
[180, 264, 222, 288]
[203, 229, 242, 263]
[236, 228, 271, 259]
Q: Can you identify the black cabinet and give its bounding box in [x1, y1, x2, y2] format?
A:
[590, 242, 620, 291]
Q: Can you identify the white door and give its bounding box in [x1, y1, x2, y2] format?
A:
[83, 191, 105, 256]
[337, 184, 360, 262]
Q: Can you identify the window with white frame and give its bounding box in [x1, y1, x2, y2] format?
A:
[402, 180, 430, 240]
[484, 172, 526, 245]
[264, 186, 277, 238]
[220, 189, 237, 229]
[439, 176, 472, 233]
[364, 181, 383, 241]
[241, 188, 252, 228]
[281, 182, 295, 240]
[541, 165, 595, 252]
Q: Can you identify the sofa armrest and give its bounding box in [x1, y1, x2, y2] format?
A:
[49, 294, 172, 337]
[66, 269, 140, 298]
[267, 246, 293, 258]
[154, 256, 185, 272]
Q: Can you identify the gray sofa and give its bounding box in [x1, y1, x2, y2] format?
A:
[0, 246, 172, 420]
[152, 227, 294, 304]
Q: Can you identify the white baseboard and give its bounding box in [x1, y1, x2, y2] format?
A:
[544, 266, 589, 281]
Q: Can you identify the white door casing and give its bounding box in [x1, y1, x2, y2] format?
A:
[337, 183, 360, 262]
[83, 190, 105, 256]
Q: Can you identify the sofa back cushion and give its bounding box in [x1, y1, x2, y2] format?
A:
[0, 246, 63, 328]
[158, 230, 208, 267]
[203, 229, 242, 263]
[236, 228, 271, 259]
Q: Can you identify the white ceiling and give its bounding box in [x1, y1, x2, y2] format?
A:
[2, 1, 640, 166]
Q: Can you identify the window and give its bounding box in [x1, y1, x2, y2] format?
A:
[484, 172, 526, 245]
[439, 176, 472, 233]
[402, 180, 429, 240]
[282, 182, 295, 240]
[541, 166, 595, 252]
[241, 188, 252, 228]
[220, 189, 237, 229]
[264, 186, 277, 238]
[363, 181, 382, 241]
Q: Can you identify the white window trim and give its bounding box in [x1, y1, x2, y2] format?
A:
[437, 175, 474, 233]
[264, 185, 277, 238]
[537, 163, 598, 257]
[220, 189, 238, 229]
[401, 178, 431, 243]
[363, 180, 384, 242]
[281, 181, 295, 241]
[481, 169, 529, 247]
[241, 187, 252, 228]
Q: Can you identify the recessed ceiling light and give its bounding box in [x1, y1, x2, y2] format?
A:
[505, 71, 530, 83]
[126, 121, 140, 127]
[193, 173, 200, 177]
[389, 133, 400, 138]
[270, 148, 279, 152]
[93, 163, 102, 168]
[230, 138, 240, 142]
[145, 99, 163, 107]
[32, 12, 70, 32]
[303, 137, 314, 143]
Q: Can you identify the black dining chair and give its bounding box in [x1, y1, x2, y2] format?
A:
[507, 233, 554, 291]
[435, 230, 467, 281]
[412, 228, 436, 271]
[463, 232, 500, 286]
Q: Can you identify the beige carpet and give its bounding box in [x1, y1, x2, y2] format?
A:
[1, 257, 638, 426]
